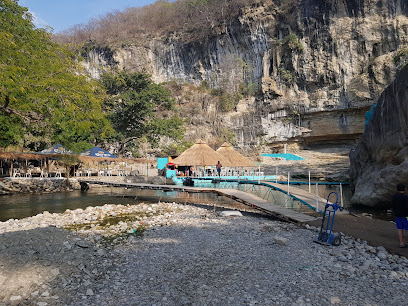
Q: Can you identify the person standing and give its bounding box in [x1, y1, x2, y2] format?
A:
[392, 184, 408, 248]
[216, 161, 222, 178]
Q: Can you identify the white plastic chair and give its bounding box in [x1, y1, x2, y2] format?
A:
[25, 169, 32, 177]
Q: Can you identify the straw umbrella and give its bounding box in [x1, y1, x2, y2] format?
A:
[172, 139, 232, 176]
[216, 142, 256, 177]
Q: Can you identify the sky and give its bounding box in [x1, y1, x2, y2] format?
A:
[18, 0, 163, 33]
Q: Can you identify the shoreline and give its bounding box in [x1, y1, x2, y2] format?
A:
[1, 202, 408, 305]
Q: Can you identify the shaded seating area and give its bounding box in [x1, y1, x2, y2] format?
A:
[0, 144, 156, 179]
[76, 156, 156, 177]
[0, 152, 57, 178]
[167, 140, 261, 179]
[171, 139, 232, 177]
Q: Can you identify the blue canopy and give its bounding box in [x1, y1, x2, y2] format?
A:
[40, 144, 72, 154]
[80, 146, 118, 158]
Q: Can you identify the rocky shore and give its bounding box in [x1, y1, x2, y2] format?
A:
[1, 202, 408, 305]
[0, 178, 80, 195]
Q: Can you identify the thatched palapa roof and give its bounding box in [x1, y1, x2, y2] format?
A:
[0, 152, 155, 165]
[78, 156, 155, 164]
[0, 152, 53, 161]
[172, 140, 232, 167]
[216, 142, 256, 167]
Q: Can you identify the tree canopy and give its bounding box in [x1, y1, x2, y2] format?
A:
[0, 0, 113, 152]
[101, 70, 185, 153]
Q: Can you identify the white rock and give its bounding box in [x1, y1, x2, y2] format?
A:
[220, 211, 243, 217]
[273, 236, 289, 246]
[41, 291, 49, 297]
[37, 302, 48, 306]
[9, 296, 22, 301]
[330, 296, 341, 304]
[86, 288, 94, 296]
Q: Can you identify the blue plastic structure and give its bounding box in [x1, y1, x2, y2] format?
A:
[314, 192, 343, 246]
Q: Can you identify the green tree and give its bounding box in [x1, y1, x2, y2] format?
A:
[101, 70, 185, 154]
[0, 0, 113, 151]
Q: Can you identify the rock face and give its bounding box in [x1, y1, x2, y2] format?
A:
[350, 65, 408, 206]
[83, 0, 408, 149]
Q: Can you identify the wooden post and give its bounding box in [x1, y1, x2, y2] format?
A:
[340, 183, 344, 207]
[308, 170, 311, 193]
[10, 160, 13, 177]
[316, 183, 319, 212]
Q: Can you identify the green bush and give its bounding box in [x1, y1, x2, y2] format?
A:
[394, 48, 408, 68]
[278, 67, 296, 85]
[240, 81, 260, 97]
[218, 92, 242, 112]
[282, 33, 304, 53]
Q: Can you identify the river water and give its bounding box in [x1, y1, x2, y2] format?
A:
[0, 181, 392, 222]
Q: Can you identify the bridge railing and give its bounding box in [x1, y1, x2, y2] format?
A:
[194, 179, 323, 216]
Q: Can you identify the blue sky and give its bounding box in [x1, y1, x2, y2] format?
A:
[19, 0, 163, 33]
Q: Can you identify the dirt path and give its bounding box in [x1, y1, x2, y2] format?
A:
[307, 213, 408, 256]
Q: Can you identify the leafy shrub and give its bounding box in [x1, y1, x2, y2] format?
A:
[217, 92, 242, 112]
[394, 48, 408, 68]
[282, 33, 304, 53]
[278, 67, 296, 85]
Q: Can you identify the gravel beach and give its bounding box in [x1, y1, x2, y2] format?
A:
[1, 202, 407, 306]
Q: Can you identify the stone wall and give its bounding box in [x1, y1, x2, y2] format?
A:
[0, 178, 81, 195]
[350, 65, 408, 206]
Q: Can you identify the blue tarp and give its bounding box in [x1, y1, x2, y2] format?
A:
[261, 153, 304, 161]
[365, 103, 377, 130]
[40, 144, 72, 154]
[157, 157, 169, 170]
[80, 146, 118, 158]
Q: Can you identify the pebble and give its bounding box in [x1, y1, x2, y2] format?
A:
[86, 288, 94, 296]
[273, 236, 289, 246]
[9, 296, 22, 301]
[0, 202, 407, 305]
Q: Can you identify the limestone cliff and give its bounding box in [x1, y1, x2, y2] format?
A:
[350, 65, 408, 206]
[82, 0, 408, 150]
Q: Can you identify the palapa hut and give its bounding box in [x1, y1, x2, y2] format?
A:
[77, 151, 156, 177]
[172, 139, 232, 176]
[0, 151, 53, 177]
[216, 142, 255, 167]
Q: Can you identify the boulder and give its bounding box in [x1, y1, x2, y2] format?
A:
[350, 65, 408, 206]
